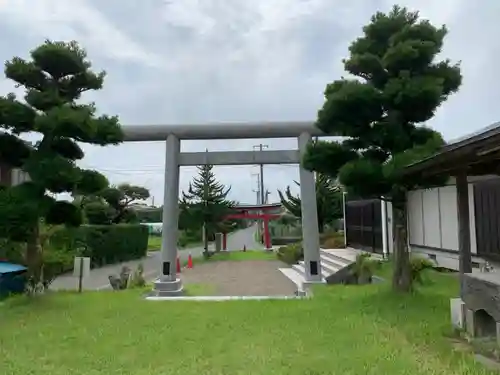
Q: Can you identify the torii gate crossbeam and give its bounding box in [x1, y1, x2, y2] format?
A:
[123, 121, 324, 297]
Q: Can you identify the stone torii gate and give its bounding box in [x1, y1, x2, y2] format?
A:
[123, 121, 323, 296]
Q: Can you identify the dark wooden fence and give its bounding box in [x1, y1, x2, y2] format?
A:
[474, 178, 500, 261]
[345, 198, 383, 254]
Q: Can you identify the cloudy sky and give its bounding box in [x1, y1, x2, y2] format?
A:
[0, 0, 499, 205]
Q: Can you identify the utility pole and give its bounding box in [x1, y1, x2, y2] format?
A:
[251, 172, 261, 241]
[253, 144, 267, 245]
[253, 144, 268, 206]
[203, 149, 209, 256]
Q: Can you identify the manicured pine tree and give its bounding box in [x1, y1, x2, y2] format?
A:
[303, 6, 462, 291]
[0, 40, 123, 288]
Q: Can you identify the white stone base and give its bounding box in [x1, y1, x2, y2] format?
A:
[145, 295, 304, 301]
[152, 277, 184, 297]
[450, 297, 466, 330]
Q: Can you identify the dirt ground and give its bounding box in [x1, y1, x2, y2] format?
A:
[180, 260, 297, 296]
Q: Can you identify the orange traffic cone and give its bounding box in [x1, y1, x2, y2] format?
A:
[187, 253, 193, 269]
[243, 245, 246, 252]
[176, 257, 181, 273]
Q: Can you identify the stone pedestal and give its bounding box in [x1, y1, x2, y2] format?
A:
[152, 278, 183, 296]
[450, 298, 466, 330]
[459, 272, 500, 342]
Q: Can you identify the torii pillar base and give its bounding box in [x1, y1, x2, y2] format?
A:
[151, 278, 184, 297]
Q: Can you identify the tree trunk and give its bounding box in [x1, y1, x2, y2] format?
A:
[391, 200, 412, 292]
[26, 222, 42, 290]
[318, 215, 324, 234]
[202, 223, 210, 259]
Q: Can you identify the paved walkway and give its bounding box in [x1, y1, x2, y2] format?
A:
[181, 260, 297, 296]
[50, 225, 262, 291]
[225, 225, 264, 250]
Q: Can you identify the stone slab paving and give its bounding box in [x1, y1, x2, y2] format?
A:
[180, 260, 297, 296]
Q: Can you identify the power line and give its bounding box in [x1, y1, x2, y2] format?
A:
[79, 163, 299, 172]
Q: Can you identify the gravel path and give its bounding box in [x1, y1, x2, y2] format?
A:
[180, 260, 297, 296]
[50, 226, 263, 291]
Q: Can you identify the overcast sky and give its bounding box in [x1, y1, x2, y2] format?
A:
[0, 0, 499, 205]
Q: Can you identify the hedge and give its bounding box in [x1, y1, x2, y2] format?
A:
[52, 224, 149, 268]
[271, 237, 302, 246]
[276, 242, 303, 265]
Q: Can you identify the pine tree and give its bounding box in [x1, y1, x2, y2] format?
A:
[278, 174, 342, 232]
[182, 164, 233, 255]
[303, 6, 461, 292]
[0, 40, 123, 288]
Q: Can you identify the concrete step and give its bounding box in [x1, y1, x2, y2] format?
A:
[279, 267, 307, 292]
[280, 248, 378, 291]
[281, 248, 362, 289]
[298, 259, 339, 277]
[292, 263, 306, 277]
[291, 263, 328, 282]
[320, 248, 359, 265]
[320, 251, 351, 270]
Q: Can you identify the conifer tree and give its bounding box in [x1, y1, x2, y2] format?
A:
[303, 6, 461, 291]
[182, 164, 233, 255]
[0, 40, 123, 287]
[278, 174, 342, 232]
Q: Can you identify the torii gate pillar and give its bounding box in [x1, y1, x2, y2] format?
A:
[154, 134, 183, 296]
[298, 132, 322, 282]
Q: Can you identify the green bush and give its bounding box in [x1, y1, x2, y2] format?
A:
[349, 253, 383, 284]
[0, 238, 25, 264]
[41, 246, 75, 288]
[272, 237, 302, 246]
[410, 256, 435, 286]
[319, 230, 344, 248]
[52, 224, 149, 268]
[276, 242, 303, 265]
[178, 229, 201, 248]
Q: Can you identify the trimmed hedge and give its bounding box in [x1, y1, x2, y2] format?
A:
[52, 224, 149, 268]
[320, 231, 345, 248]
[276, 242, 303, 265]
[271, 237, 302, 246]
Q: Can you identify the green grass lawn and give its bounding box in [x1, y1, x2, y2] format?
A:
[147, 235, 202, 251]
[138, 282, 215, 296]
[0, 265, 492, 375]
[203, 250, 276, 262]
[147, 235, 162, 250]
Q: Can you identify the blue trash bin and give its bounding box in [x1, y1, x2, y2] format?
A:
[0, 262, 27, 298]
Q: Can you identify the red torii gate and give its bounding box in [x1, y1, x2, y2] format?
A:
[223, 203, 282, 250]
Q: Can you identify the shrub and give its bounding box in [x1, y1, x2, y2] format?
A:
[320, 231, 345, 248]
[0, 238, 25, 263]
[348, 253, 382, 284]
[271, 237, 302, 246]
[410, 256, 435, 286]
[40, 246, 75, 289]
[84, 202, 115, 225]
[52, 224, 148, 268]
[276, 242, 303, 265]
[178, 229, 201, 248]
